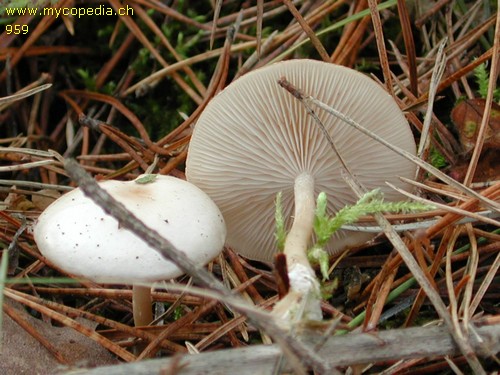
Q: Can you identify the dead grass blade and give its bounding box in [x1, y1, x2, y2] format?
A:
[3, 302, 69, 364]
[8, 287, 185, 353]
[4, 288, 136, 362]
[294, 85, 500, 212]
[256, 0, 263, 55]
[469, 250, 500, 318]
[367, 0, 393, 94]
[107, 0, 202, 104]
[123, 39, 253, 96]
[396, 0, 418, 96]
[387, 182, 500, 227]
[330, 0, 371, 65]
[462, 9, 500, 185]
[461, 224, 479, 328]
[363, 260, 399, 331]
[61, 90, 167, 157]
[0, 83, 52, 108]
[416, 39, 447, 170]
[210, 0, 223, 50]
[130, 3, 206, 96]
[0, 0, 73, 82]
[283, 0, 329, 62]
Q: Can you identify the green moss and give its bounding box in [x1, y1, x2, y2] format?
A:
[429, 146, 448, 169]
[474, 62, 500, 102]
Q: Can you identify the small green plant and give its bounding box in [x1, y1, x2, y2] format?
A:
[275, 189, 434, 281]
[473, 62, 500, 102]
[76, 68, 97, 92]
[355, 58, 378, 73]
[311, 190, 434, 279]
[173, 305, 184, 320]
[429, 146, 447, 169]
[76, 69, 116, 95]
[175, 30, 205, 59]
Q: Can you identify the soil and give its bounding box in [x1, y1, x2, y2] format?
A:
[0, 301, 118, 375]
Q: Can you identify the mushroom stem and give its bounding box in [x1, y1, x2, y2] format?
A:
[284, 173, 315, 268]
[132, 284, 153, 327]
[274, 173, 322, 324]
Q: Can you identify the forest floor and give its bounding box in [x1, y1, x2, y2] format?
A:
[0, 1, 499, 374]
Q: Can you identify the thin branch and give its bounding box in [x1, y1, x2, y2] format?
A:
[277, 79, 500, 213]
[57, 323, 500, 374]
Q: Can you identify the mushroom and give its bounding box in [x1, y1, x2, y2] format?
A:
[34, 175, 226, 326]
[186, 59, 416, 321]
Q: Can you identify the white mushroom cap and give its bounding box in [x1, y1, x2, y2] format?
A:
[186, 59, 416, 262]
[34, 175, 226, 283]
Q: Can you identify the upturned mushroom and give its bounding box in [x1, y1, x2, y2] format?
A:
[186, 59, 416, 322]
[34, 175, 226, 326]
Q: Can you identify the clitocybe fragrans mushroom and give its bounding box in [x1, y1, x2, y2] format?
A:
[34, 175, 226, 326]
[186, 59, 417, 323]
